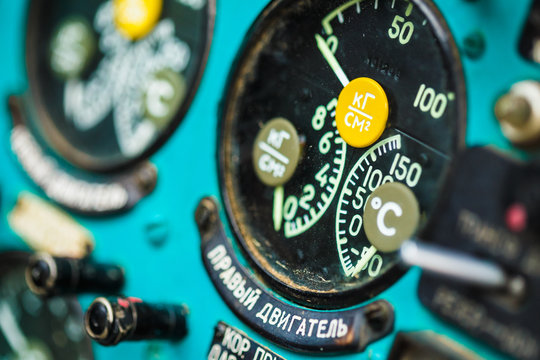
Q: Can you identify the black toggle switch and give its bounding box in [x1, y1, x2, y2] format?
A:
[25, 253, 125, 297]
[85, 296, 188, 346]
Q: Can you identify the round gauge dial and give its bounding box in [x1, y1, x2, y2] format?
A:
[26, 0, 215, 171]
[219, 0, 465, 308]
[0, 252, 93, 360]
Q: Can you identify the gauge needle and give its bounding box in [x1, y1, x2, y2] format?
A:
[273, 186, 284, 231]
[351, 245, 377, 277]
[315, 34, 350, 87]
[0, 300, 29, 357]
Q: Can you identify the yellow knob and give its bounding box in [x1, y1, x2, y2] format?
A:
[336, 77, 389, 148]
[113, 0, 163, 40]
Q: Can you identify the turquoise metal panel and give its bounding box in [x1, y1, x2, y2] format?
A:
[0, 1, 535, 359]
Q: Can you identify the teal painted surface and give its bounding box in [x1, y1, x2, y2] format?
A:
[0, 1, 536, 359]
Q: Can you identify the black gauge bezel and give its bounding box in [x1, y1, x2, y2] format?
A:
[25, 0, 216, 173]
[218, 0, 466, 309]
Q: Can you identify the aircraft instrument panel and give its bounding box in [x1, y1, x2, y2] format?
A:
[1, 0, 540, 359]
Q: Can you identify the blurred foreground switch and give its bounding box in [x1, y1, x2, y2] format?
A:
[85, 296, 188, 346]
[26, 252, 125, 296]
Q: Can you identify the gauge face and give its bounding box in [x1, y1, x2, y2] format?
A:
[0, 252, 93, 360]
[220, 0, 465, 308]
[26, 0, 215, 171]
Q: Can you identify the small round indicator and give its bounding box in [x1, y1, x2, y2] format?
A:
[505, 203, 528, 233]
[143, 68, 186, 130]
[49, 18, 96, 80]
[252, 118, 301, 187]
[113, 0, 163, 40]
[363, 182, 420, 253]
[336, 77, 389, 148]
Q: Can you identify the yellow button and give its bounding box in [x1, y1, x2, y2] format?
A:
[336, 77, 389, 148]
[113, 0, 163, 40]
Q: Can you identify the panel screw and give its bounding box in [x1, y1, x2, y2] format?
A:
[463, 31, 485, 59]
[195, 197, 218, 233]
[145, 216, 169, 248]
[136, 163, 158, 194]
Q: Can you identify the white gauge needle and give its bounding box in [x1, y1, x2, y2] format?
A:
[351, 245, 377, 277]
[0, 300, 29, 356]
[273, 186, 284, 231]
[315, 34, 350, 87]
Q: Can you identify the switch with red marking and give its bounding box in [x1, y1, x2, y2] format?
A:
[85, 296, 188, 346]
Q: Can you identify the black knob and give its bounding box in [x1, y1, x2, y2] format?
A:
[87, 301, 109, 337]
[29, 258, 51, 288]
[25, 253, 125, 296]
[85, 297, 188, 346]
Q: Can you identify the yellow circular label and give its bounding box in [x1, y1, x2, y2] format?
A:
[113, 0, 163, 40]
[336, 77, 389, 148]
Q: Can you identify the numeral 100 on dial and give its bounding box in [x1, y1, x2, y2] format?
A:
[413, 84, 453, 119]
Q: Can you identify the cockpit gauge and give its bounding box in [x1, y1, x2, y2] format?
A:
[219, 0, 465, 308]
[25, 0, 214, 171]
